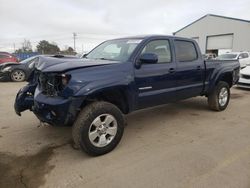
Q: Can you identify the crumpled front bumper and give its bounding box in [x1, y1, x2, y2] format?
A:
[15, 84, 85, 126]
[32, 92, 84, 126]
[14, 84, 36, 115]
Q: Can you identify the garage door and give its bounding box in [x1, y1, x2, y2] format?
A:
[207, 34, 233, 50]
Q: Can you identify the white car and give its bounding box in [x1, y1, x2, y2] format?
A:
[217, 52, 250, 68]
[238, 66, 250, 88]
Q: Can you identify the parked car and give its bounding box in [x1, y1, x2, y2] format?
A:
[14, 35, 240, 156]
[0, 52, 18, 64]
[0, 55, 79, 82]
[217, 52, 250, 68]
[237, 65, 250, 88]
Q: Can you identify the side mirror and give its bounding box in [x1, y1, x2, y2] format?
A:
[82, 54, 88, 58]
[139, 53, 158, 64]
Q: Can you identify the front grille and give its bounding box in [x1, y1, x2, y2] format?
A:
[38, 73, 63, 96]
[242, 74, 250, 80]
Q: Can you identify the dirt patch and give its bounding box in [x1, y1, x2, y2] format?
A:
[1, 126, 9, 129]
[190, 113, 200, 116]
[231, 93, 244, 99]
[0, 141, 70, 188]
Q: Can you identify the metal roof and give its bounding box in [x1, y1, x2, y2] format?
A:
[173, 14, 250, 35]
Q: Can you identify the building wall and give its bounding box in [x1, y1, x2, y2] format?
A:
[174, 15, 250, 54]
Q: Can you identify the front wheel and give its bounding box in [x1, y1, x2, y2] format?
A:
[208, 81, 230, 111]
[10, 69, 26, 82]
[72, 101, 125, 156]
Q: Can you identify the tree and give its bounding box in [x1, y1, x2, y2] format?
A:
[15, 39, 33, 53]
[60, 46, 76, 55]
[36, 40, 60, 54]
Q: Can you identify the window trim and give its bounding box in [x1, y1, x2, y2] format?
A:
[137, 39, 173, 64]
[174, 39, 198, 62]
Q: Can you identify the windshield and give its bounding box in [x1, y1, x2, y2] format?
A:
[20, 56, 37, 64]
[86, 39, 142, 62]
[217, 54, 238, 59]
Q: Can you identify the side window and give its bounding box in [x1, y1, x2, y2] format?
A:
[141, 40, 172, 63]
[243, 53, 249, 58]
[239, 53, 244, 59]
[175, 40, 198, 62]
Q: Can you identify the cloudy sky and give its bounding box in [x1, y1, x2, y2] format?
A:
[0, 0, 250, 53]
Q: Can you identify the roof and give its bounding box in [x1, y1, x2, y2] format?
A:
[173, 14, 250, 35]
[110, 34, 189, 40]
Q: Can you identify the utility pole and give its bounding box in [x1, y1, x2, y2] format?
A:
[13, 43, 16, 53]
[73, 32, 77, 52]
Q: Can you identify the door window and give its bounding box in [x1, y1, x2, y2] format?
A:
[175, 40, 198, 62]
[141, 40, 172, 63]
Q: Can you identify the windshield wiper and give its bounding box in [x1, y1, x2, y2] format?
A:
[97, 58, 115, 61]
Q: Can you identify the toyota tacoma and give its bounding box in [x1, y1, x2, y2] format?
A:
[14, 35, 240, 156]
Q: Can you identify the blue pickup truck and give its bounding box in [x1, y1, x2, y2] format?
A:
[14, 35, 240, 156]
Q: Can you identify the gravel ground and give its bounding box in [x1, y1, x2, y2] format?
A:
[0, 82, 250, 188]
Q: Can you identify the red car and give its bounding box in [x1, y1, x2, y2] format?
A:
[0, 52, 18, 64]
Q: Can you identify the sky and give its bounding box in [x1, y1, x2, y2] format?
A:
[0, 0, 250, 53]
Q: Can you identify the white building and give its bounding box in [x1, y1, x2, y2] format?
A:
[173, 14, 250, 55]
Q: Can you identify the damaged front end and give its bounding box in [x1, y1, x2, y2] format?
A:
[14, 82, 37, 116]
[15, 70, 84, 126]
[14, 70, 38, 116]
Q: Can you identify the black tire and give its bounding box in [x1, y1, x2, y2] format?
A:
[72, 101, 125, 156]
[208, 81, 230, 111]
[10, 69, 26, 82]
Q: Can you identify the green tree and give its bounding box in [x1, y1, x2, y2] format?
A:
[60, 46, 76, 55]
[36, 40, 60, 54]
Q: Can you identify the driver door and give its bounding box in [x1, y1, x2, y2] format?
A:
[134, 39, 177, 109]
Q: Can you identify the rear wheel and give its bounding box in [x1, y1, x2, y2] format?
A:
[72, 101, 124, 156]
[10, 69, 26, 82]
[208, 81, 230, 111]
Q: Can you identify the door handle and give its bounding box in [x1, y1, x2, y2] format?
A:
[197, 66, 201, 70]
[169, 68, 175, 73]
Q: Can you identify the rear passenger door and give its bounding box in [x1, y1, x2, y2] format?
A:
[174, 40, 204, 100]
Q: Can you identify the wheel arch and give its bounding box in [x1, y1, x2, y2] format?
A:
[81, 86, 131, 114]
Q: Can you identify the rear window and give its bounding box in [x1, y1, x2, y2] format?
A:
[175, 40, 198, 62]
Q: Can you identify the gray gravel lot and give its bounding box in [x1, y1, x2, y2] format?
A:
[0, 82, 250, 188]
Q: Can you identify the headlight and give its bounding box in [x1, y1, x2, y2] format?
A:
[61, 74, 71, 86]
[2, 66, 12, 72]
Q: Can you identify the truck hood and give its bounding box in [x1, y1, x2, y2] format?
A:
[36, 56, 120, 72]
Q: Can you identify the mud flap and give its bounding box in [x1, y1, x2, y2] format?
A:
[14, 83, 37, 116]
